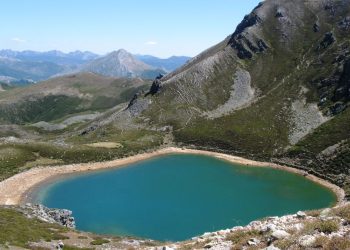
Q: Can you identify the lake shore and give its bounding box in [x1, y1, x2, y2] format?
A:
[0, 147, 345, 206]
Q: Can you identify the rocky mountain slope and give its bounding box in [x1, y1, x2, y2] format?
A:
[116, 0, 350, 195]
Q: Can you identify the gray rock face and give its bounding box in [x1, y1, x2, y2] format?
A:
[228, 8, 268, 60]
[299, 235, 316, 247]
[271, 229, 290, 240]
[146, 74, 164, 96]
[232, 13, 262, 36]
[21, 203, 75, 228]
[289, 99, 329, 145]
[313, 22, 320, 32]
[339, 17, 350, 30]
[317, 32, 336, 50]
[203, 68, 255, 119]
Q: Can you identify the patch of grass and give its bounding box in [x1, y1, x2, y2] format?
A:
[314, 236, 350, 250]
[0, 95, 83, 124]
[77, 236, 89, 239]
[178, 239, 211, 250]
[90, 238, 110, 245]
[0, 145, 37, 181]
[305, 209, 322, 217]
[274, 237, 296, 250]
[24, 157, 64, 169]
[85, 142, 123, 149]
[303, 219, 340, 235]
[332, 204, 350, 221]
[225, 229, 262, 249]
[0, 207, 69, 248]
[64, 246, 94, 250]
[325, 237, 350, 250]
[0, 126, 164, 182]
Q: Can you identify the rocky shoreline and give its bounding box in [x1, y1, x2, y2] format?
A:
[18, 203, 76, 229]
[17, 202, 350, 250]
[167, 203, 350, 250]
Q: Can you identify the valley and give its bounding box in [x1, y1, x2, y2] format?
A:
[0, 0, 350, 249]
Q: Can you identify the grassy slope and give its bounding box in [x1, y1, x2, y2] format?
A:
[0, 208, 69, 248]
[0, 73, 151, 125]
[0, 126, 164, 182]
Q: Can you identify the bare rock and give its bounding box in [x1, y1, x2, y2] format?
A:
[320, 208, 332, 218]
[271, 230, 290, 240]
[264, 245, 281, 250]
[313, 22, 320, 32]
[299, 235, 316, 247]
[317, 32, 336, 50]
[339, 17, 350, 30]
[21, 203, 75, 228]
[296, 211, 307, 219]
[247, 238, 260, 246]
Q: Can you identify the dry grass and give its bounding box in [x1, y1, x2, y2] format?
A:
[302, 219, 340, 235]
[332, 204, 350, 222]
[314, 235, 350, 250]
[85, 142, 123, 149]
[24, 157, 64, 168]
[305, 209, 322, 217]
[225, 230, 264, 250]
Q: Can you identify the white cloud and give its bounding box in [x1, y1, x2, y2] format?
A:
[145, 41, 158, 46]
[11, 37, 27, 43]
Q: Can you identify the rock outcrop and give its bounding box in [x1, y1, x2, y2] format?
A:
[20, 203, 75, 228]
[146, 74, 164, 96]
[317, 32, 336, 50]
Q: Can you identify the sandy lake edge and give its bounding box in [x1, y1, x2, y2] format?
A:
[0, 147, 345, 206]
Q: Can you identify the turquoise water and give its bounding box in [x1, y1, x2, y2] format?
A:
[35, 154, 336, 241]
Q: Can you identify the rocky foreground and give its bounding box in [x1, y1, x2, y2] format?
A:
[12, 202, 350, 250]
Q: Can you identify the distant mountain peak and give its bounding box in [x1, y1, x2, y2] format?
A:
[83, 49, 165, 79]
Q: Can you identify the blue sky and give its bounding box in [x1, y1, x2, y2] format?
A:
[0, 0, 261, 58]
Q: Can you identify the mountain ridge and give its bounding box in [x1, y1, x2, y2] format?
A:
[0, 49, 190, 84]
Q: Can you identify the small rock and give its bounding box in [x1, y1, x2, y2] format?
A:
[313, 22, 320, 32]
[299, 235, 316, 247]
[275, 8, 284, 18]
[204, 243, 212, 249]
[217, 229, 229, 235]
[202, 232, 212, 238]
[317, 32, 336, 50]
[261, 224, 277, 232]
[264, 245, 281, 250]
[162, 246, 174, 250]
[293, 223, 304, 231]
[247, 238, 260, 246]
[58, 241, 64, 247]
[320, 208, 332, 218]
[271, 230, 290, 240]
[296, 211, 307, 219]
